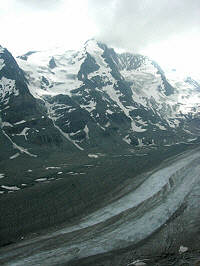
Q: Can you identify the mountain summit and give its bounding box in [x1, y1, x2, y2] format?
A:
[14, 39, 200, 149]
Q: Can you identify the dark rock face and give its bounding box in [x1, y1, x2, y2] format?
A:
[0, 48, 37, 126]
[78, 53, 100, 80]
[185, 76, 200, 90]
[49, 57, 57, 69]
[0, 48, 27, 92]
[17, 51, 37, 61]
[0, 47, 66, 154]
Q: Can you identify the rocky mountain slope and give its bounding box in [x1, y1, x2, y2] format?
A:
[0, 39, 200, 250]
[1, 39, 200, 157]
[16, 40, 200, 149]
[0, 39, 200, 189]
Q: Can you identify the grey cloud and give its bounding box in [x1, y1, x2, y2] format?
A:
[88, 0, 200, 52]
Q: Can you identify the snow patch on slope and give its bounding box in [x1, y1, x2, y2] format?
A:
[54, 122, 84, 151]
[0, 59, 5, 71]
[84, 125, 89, 139]
[155, 123, 166, 130]
[2, 130, 37, 157]
[123, 135, 131, 145]
[2, 122, 13, 127]
[10, 153, 20, 159]
[80, 100, 96, 112]
[0, 173, 4, 179]
[131, 120, 146, 132]
[14, 120, 26, 125]
[1, 185, 20, 191]
[16, 127, 30, 140]
[17, 48, 85, 99]
[0, 77, 18, 104]
[88, 154, 99, 158]
[46, 102, 84, 151]
[102, 84, 144, 132]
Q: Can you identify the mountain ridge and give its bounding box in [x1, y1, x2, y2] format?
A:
[0, 40, 200, 155]
[0, 40, 200, 249]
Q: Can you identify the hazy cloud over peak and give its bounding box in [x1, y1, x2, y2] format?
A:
[88, 0, 200, 52]
[17, 0, 64, 10]
[1, 0, 200, 73]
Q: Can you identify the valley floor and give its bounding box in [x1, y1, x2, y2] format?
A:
[0, 145, 200, 265]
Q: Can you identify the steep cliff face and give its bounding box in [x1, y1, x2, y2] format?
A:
[0, 46, 78, 159]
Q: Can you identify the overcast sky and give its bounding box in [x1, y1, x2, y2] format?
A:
[0, 0, 200, 74]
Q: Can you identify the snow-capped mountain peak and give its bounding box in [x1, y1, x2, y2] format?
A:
[0, 40, 200, 159]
